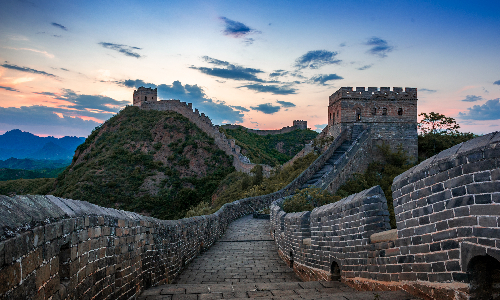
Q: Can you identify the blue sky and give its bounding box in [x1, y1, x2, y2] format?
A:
[0, 0, 499, 137]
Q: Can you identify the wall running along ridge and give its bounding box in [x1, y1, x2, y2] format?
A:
[0, 132, 350, 300]
[270, 132, 500, 300]
[139, 99, 273, 176]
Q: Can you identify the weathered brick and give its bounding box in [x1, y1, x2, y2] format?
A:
[467, 182, 499, 194]
[448, 216, 477, 228]
[431, 262, 446, 272]
[473, 227, 500, 239]
[451, 186, 466, 197]
[429, 210, 454, 223]
[444, 174, 473, 189]
[0, 262, 21, 294]
[470, 204, 500, 215]
[478, 216, 497, 227]
[411, 263, 432, 272]
[446, 195, 474, 209]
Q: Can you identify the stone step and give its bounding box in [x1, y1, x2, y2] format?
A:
[138, 281, 420, 299]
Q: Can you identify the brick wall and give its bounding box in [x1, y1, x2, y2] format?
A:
[270, 131, 500, 299]
[0, 132, 349, 300]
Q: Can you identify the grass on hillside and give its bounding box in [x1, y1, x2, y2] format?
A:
[221, 127, 318, 167]
[0, 178, 55, 196]
[52, 106, 234, 220]
[0, 167, 66, 181]
[185, 152, 319, 217]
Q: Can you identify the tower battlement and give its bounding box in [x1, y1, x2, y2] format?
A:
[133, 87, 157, 107]
[326, 86, 418, 161]
[329, 87, 417, 105]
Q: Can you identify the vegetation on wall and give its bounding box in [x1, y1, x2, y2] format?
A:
[185, 152, 319, 217]
[282, 187, 341, 213]
[221, 127, 317, 167]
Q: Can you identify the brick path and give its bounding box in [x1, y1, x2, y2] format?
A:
[139, 215, 419, 299]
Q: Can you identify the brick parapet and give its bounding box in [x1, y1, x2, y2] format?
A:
[0, 130, 349, 300]
[270, 132, 500, 299]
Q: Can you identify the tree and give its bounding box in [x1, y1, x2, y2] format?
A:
[418, 112, 460, 135]
[417, 112, 476, 160]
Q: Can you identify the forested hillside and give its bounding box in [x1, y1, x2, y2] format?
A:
[50, 106, 234, 219]
[221, 126, 317, 167]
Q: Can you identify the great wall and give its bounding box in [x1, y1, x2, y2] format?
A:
[0, 87, 498, 299]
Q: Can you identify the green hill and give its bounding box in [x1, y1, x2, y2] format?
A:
[50, 106, 234, 220]
[221, 127, 318, 167]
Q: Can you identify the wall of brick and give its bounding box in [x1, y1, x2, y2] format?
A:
[270, 131, 500, 299]
[0, 131, 352, 300]
[326, 87, 418, 162]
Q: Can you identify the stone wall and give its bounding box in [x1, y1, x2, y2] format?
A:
[0, 132, 349, 300]
[0, 194, 270, 300]
[327, 87, 418, 162]
[219, 122, 307, 136]
[270, 131, 500, 299]
[139, 100, 273, 176]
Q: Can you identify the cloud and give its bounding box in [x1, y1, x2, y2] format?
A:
[0, 105, 100, 136]
[461, 95, 483, 102]
[458, 99, 500, 120]
[0, 86, 20, 92]
[494, 80, 500, 85]
[420, 88, 437, 93]
[1, 63, 57, 78]
[276, 100, 295, 108]
[250, 103, 281, 114]
[231, 105, 250, 112]
[240, 84, 297, 95]
[190, 56, 265, 82]
[357, 65, 372, 71]
[98, 42, 142, 58]
[269, 70, 288, 78]
[309, 74, 343, 86]
[117, 79, 244, 124]
[56, 89, 129, 113]
[365, 37, 394, 58]
[294, 50, 341, 69]
[33, 91, 57, 96]
[51, 22, 67, 31]
[219, 17, 259, 38]
[313, 123, 327, 132]
[3, 46, 54, 58]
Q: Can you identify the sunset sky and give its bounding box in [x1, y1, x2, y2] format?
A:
[0, 0, 499, 137]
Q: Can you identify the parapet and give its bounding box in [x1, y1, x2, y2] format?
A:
[329, 87, 417, 103]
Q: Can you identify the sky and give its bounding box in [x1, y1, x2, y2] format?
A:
[0, 0, 499, 137]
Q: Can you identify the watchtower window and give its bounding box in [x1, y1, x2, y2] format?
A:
[398, 108, 403, 115]
[382, 108, 387, 116]
[355, 108, 361, 121]
[371, 107, 376, 115]
[144, 96, 147, 101]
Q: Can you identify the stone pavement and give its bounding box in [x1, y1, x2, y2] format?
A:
[139, 215, 419, 299]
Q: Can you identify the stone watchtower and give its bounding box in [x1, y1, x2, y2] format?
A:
[293, 120, 307, 130]
[133, 87, 158, 107]
[327, 87, 418, 161]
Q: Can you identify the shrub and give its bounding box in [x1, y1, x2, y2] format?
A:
[283, 187, 341, 213]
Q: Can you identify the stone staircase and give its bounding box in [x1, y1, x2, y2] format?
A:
[351, 124, 364, 139]
[299, 140, 353, 190]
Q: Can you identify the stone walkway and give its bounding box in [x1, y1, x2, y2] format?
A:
[139, 215, 419, 299]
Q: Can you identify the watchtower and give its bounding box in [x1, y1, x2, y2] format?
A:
[327, 87, 418, 160]
[133, 87, 157, 107]
[293, 120, 307, 130]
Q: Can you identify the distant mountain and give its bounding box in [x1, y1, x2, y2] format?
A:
[28, 142, 75, 160]
[0, 158, 71, 170]
[0, 129, 85, 160]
